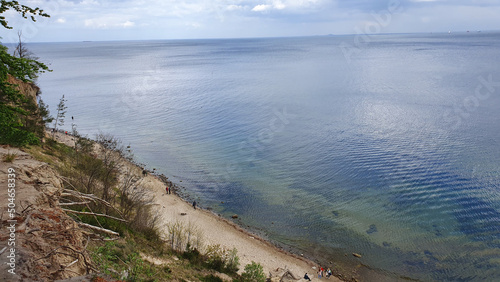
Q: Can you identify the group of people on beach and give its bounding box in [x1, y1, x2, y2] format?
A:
[304, 266, 333, 280]
[165, 184, 197, 210]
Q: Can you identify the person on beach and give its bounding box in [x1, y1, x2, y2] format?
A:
[326, 268, 332, 278]
[166, 186, 169, 194]
[193, 200, 197, 210]
[303, 273, 311, 281]
[318, 269, 322, 279]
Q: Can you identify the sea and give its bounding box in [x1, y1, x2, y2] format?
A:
[27, 32, 500, 281]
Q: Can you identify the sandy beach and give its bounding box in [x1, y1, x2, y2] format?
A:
[53, 132, 341, 281]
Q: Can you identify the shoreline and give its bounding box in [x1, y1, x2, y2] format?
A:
[52, 132, 343, 281]
[144, 174, 340, 281]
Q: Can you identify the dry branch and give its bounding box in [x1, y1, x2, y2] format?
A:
[59, 201, 91, 206]
[65, 259, 79, 269]
[35, 245, 92, 274]
[77, 222, 120, 236]
[61, 185, 124, 217]
[27, 228, 41, 234]
[61, 208, 128, 223]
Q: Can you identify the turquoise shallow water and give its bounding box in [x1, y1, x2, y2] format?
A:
[30, 33, 500, 281]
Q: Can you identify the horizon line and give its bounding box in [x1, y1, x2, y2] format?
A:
[1, 29, 498, 45]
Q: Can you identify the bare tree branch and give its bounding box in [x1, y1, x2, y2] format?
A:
[61, 208, 128, 223]
[59, 201, 91, 206]
[77, 222, 120, 236]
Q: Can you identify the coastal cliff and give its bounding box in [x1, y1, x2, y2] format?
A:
[6, 75, 40, 105]
[0, 146, 91, 281]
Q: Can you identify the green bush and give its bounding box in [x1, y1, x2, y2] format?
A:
[0, 115, 40, 146]
[182, 246, 203, 265]
[225, 248, 239, 274]
[166, 220, 204, 253]
[204, 244, 239, 274]
[241, 261, 266, 282]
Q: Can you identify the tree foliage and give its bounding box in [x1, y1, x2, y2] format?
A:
[241, 261, 266, 282]
[37, 96, 53, 125]
[0, 1, 51, 146]
[53, 94, 67, 133]
[0, 0, 50, 29]
[204, 244, 239, 274]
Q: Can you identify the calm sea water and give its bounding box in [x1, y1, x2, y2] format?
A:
[30, 33, 500, 281]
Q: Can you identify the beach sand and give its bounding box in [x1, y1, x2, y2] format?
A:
[53, 132, 341, 281]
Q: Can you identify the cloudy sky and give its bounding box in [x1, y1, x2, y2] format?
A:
[0, 0, 499, 42]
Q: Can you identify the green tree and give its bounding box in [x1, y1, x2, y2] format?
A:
[52, 94, 67, 136]
[0, 0, 50, 146]
[29, 94, 53, 138]
[241, 261, 265, 282]
[37, 96, 53, 125]
[0, 1, 49, 29]
[13, 30, 42, 80]
[0, 81, 39, 145]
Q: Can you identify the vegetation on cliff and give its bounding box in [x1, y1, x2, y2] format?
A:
[17, 130, 269, 281]
[34, 132, 272, 281]
[0, 1, 51, 146]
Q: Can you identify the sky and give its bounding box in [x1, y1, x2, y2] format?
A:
[0, 0, 499, 42]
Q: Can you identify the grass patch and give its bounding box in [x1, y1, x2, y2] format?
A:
[91, 240, 158, 281]
[24, 138, 74, 166]
[200, 274, 223, 282]
[2, 152, 17, 162]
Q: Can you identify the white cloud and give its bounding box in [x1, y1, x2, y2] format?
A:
[251, 0, 321, 13]
[226, 4, 245, 11]
[273, 0, 286, 10]
[84, 16, 136, 29]
[122, 20, 135, 28]
[252, 4, 273, 12]
[4, 0, 500, 41]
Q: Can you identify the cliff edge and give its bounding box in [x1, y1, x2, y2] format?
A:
[0, 146, 91, 281]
